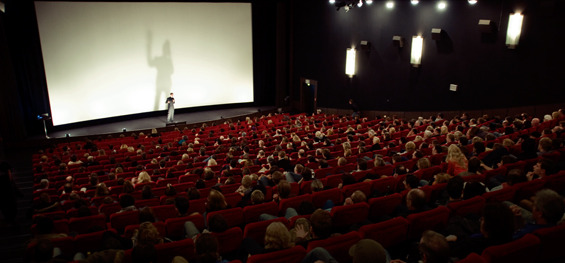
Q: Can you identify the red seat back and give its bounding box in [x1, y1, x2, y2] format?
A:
[359, 217, 409, 249]
[481, 234, 540, 263]
[278, 194, 311, 216]
[153, 238, 195, 263]
[247, 245, 307, 263]
[165, 214, 205, 241]
[447, 196, 486, 217]
[207, 207, 244, 228]
[243, 202, 279, 224]
[312, 188, 342, 209]
[68, 214, 107, 234]
[330, 202, 369, 229]
[211, 227, 243, 255]
[151, 204, 179, 222]
[406, 206, 450, 240]
[109, 210, 139, 234]
[533, 223, 565, 262]
[306, 231, 362, 263]
[368, 193, 402, 221]
[341, 181, 372, 198]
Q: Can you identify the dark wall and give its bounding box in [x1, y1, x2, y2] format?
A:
[289, 0, 565, 111]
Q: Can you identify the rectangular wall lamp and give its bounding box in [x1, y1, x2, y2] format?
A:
[506, 13, 523, 49]
[410, 36, 423, 67]
[346, 48, 356, 77]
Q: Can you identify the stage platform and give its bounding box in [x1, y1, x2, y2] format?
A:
[44, 106, 277, 139]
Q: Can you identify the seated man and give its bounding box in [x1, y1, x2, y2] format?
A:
[511, 189, 565, 239]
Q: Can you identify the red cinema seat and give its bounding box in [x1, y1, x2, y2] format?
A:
[165, 214, 205, 241]
[151, 204, 179, 222]
[243, 201, 279, 224]
[312, 188, 343, 209]
[74, 230, 117, 255]
[457, 253, 486, 263]
[481, 234, 540, 263]
[207, 207, 244, 229]
[414, 166, 442, 182]
[447, 196, 486, 217]
[406, 206, 450, 240]
[154, 238, 196, 263]
[513, 179, 546, 203]
[109, 210, 139, 234]
[224, 192, 243, 208]
[368, 193, 402, 222]
[533, 223, 565, 262]
[306, 231, 362, 263]
[68, 214, 107, 234]
[359, 217, 409, 249]
[247, 245, 307, 263]
[278, 194, 311, 216]
[341, 181, 372, 198]
[371, 176, 397, 196]
[482, 186, 515, 202]
[99, 203, 122, 220]
[211, 227, 243, 255]
[330, 202, 369, 230]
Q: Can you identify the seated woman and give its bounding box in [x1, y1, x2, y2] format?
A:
[244, 221, 294, 255]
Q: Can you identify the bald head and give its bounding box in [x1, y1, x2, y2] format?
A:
[407, 189, 426, 210]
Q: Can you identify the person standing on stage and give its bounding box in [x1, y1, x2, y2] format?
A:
[349, 99, 360, 118]
[166, 92, 175, 123]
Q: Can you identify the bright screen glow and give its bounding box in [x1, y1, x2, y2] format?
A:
[35, 1, 254, 126]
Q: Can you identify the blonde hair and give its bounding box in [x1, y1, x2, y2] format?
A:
[207, 158, 217, 167]
[446, 144, 467, 169]
[405, 141, 416, 152]
[264, 222, 293, 250]
[137, 171, 151, 184]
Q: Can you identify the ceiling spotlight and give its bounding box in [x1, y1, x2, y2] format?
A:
[437, 1, 447, 10]
[329, 0, 336, 4]
[366, 0, 373, 5]
[411, 0, 419, 5]
[122, 128, 127, 132]
[468, 0, 477, 4]
[386, 1, 394, 9]
[357, 0, 363, 8]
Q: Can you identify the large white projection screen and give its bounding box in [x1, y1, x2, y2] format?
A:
[35, 1, 254, 126]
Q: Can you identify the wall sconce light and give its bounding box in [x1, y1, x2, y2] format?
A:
[346, 48, 356, 77]
[410, 36, 423, 67]
[506, 13, 523, 49]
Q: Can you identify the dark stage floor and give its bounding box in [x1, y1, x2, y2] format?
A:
[45, 106, 276, 139]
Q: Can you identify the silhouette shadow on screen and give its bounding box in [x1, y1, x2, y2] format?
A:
[147, 31, 174, 112]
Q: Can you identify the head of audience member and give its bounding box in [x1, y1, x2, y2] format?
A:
[349, 239, 387, 263]
[277, 181, 292, 199]
[404, 174, 420, 191]
[309, 209, 333, 239]
[406, 189, 426, 211]
[119, 194, 135, 209]
[195, 233, 221, 263]
[174, 196, 190, 216]
[141, 185, 154, 199]
[481, 202, 514, 242]
[433, 173, 451, 185]
[250, 190, 265, 205]
[138, 207, 156, 223]
[187, 187, 201, 200]
[462, 181, 486, 200]
[532, 189, 565, 225]
[417, 158, 431, 170]
[311, 179, 324, 193]
[419, 230, 450, 263]
[506, 169, 527, 186]
[206, 189, 227, 212]
[264, 221, 293, 251]
[208, 214, 228, 233]
[446, 176, 464, 201]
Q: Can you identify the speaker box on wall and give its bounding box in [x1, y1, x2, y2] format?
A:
[431, 28, 442, 40]
[478, 19, 496, 33]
